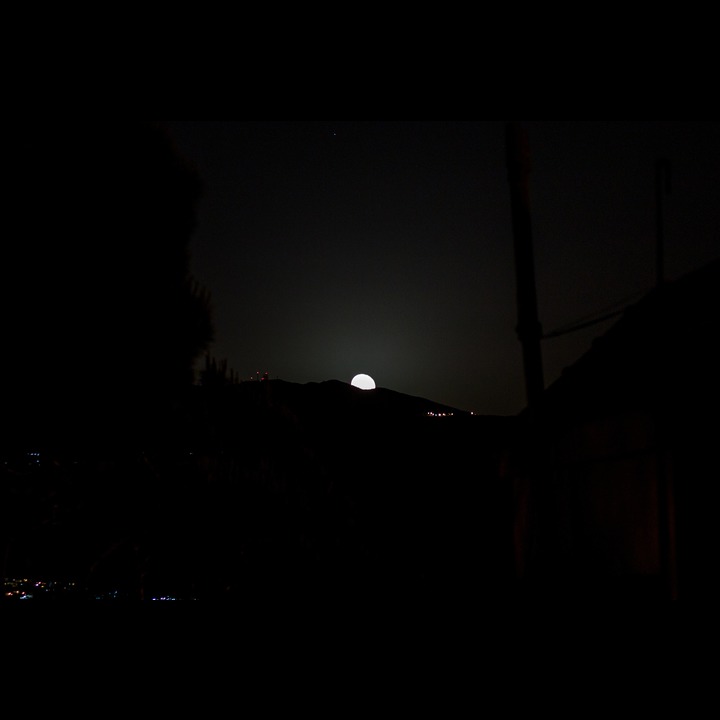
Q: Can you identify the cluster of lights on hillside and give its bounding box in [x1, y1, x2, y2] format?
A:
[2, 576, 192, 601]
[3, 577, 78, 600]
[425, 410, 476, 417]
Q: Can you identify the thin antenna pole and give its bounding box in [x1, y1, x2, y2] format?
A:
[655, 158, 671, 287]
[654, 157, 676, 598]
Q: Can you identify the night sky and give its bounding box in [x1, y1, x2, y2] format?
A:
[165, 121, 719, 416]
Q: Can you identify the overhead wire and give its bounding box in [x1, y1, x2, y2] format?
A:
[541, 287, 650, 339]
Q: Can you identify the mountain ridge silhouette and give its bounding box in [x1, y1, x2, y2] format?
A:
[219, 376, 512, 425]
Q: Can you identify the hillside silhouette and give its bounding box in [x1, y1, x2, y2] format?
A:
[2, 373, 516, 603]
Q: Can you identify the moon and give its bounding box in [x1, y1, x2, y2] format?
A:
[351, 373, 376, 390]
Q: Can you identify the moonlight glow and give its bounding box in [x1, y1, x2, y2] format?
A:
[351, 373, 376, 390]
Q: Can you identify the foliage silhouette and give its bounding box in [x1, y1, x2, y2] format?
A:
[2, 121, 215, 594]
[5, 120, 214, 450]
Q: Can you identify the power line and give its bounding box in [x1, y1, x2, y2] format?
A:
[542, 288, 648, 339]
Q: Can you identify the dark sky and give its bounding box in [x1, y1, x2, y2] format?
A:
[165, 121, 719, 416]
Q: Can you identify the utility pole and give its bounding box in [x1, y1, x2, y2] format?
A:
[506, 122, 544, 409]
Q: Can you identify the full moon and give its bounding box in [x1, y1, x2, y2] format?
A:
[351, 373, 376, 390]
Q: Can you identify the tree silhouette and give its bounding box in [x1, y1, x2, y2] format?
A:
[5, 120, 214, 451]
[2, 121, 215, 595]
